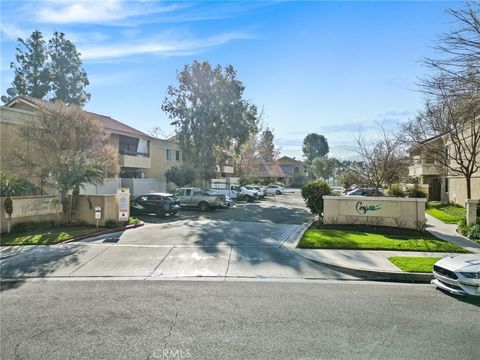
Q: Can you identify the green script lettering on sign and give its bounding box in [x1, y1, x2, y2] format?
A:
[355, 201, 381, 215]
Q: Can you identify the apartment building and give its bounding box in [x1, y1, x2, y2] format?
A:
[408, 121, 480, 205]
[0, 96, 183, 195]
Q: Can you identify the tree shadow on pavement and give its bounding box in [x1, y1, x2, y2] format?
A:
[0, 244, 88, 291]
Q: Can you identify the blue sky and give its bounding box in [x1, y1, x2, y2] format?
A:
[0, 0, 463, 159]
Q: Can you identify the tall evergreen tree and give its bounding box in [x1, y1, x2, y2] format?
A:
[48, 32, 90, 106]
[258, 128, 277, 163]
[302, 133, 329, 163]
[162, 60, 258, 182]
[10, 30, 50, 99]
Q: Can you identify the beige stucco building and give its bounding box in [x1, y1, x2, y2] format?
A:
[408, 120, 480, 205]
[0, 96, 184, 194]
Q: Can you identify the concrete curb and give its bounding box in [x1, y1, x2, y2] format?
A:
[60, 222, 144, 244]
[298, 251, 433, 283]
[281, 219, 314, 249]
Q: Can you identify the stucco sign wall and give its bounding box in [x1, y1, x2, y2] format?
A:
[7, 196, 61, 219]
[339, 199, 400, 218]
[323, 195, 426, 229]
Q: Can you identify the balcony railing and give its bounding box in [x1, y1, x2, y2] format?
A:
[408, 163, 442, 177]
[119, 155, 151, 169]
[215, 165, 234, 175]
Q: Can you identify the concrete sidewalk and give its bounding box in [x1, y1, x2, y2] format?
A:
[296, 249, 455, 282]
[425, 214, 480, 254]
[296, 249, 455, 272]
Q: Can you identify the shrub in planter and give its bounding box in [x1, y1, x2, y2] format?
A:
[388, 185, 405, 198]
[405, 185, 427, 198]
[301, 179, 332, 217]
[458, 216, 480, 239]
[105, 219, 122, 228]
[11, 220, 56, 233]
[128, 217, 141, 225]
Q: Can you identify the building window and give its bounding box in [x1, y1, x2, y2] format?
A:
[166, 149, 171, 160]
[176, 150, 181, 161]
[119, 135, 149, 157]
[444, 178, 449, 193]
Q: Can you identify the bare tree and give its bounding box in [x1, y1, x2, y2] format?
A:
[422, 1, 480, 94]
[355, 124, 406, 190]
[15, 102, 119, 221]
[409, 2, 480, 200]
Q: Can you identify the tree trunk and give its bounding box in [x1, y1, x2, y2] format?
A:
[466, 175, 472, 200]
[72, 184, 80, 218]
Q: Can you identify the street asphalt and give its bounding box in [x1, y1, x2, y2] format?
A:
[1, 279, 479, 360]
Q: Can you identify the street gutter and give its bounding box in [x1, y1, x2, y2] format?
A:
[60, 222, 144, 244]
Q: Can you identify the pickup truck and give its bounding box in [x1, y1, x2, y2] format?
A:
[239, 186, 258, 202]
[208, 185, 241, 199]
[173, 187, 224, 211]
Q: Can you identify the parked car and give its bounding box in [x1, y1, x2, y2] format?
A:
[130, 193, 180, 217]
[432, 255, 480, 297]
[247, 185, 267, 199]
[266, 184, 285, 195]
[345, 188, 384, 197]
[239, 186, 258, 202]
[173, 187, 223, 211]
[209, 191, 232, 208]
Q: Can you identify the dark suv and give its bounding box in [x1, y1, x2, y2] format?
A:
[130, 193, 180, 217]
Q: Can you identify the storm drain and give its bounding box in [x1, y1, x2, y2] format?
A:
[102, 236, 120, 243]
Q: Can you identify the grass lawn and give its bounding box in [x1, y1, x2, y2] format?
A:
[389, 256, 442, 273]
[0, 227, 101, 246]
[298, 225, 467, 252]
[426, 201, 465, 224]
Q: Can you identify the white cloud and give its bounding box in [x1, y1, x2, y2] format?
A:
[37, 0, 183, 25]
[79, 32, 254, 60]
[0, 22, 29, 41]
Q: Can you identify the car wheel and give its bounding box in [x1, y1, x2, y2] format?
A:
[276, 190, 281, 195]
[157, 210, 166, 217]
[247, 196, 254, 203]
[199, 202, 210, 212]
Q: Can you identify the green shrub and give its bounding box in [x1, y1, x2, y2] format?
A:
[388, 185, 405, 198]
[165, 166, 197, 187]
[10, 220, 56, 234]
[458, 216, 480, 239]
[128, 217, 141, 225]
[301, 179, 332, 217]
[105, 219, 122, 228]
[274, 181, 286, 187]
[405, 185, 427, 198]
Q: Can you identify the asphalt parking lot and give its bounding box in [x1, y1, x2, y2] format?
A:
[134, 190, 313, 225]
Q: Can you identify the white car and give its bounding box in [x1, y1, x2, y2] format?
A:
[247, 185, 266, 199]
[239, 186, 258, 202]
[432, 254, 480, 297]
[266, 184, 285, 195]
